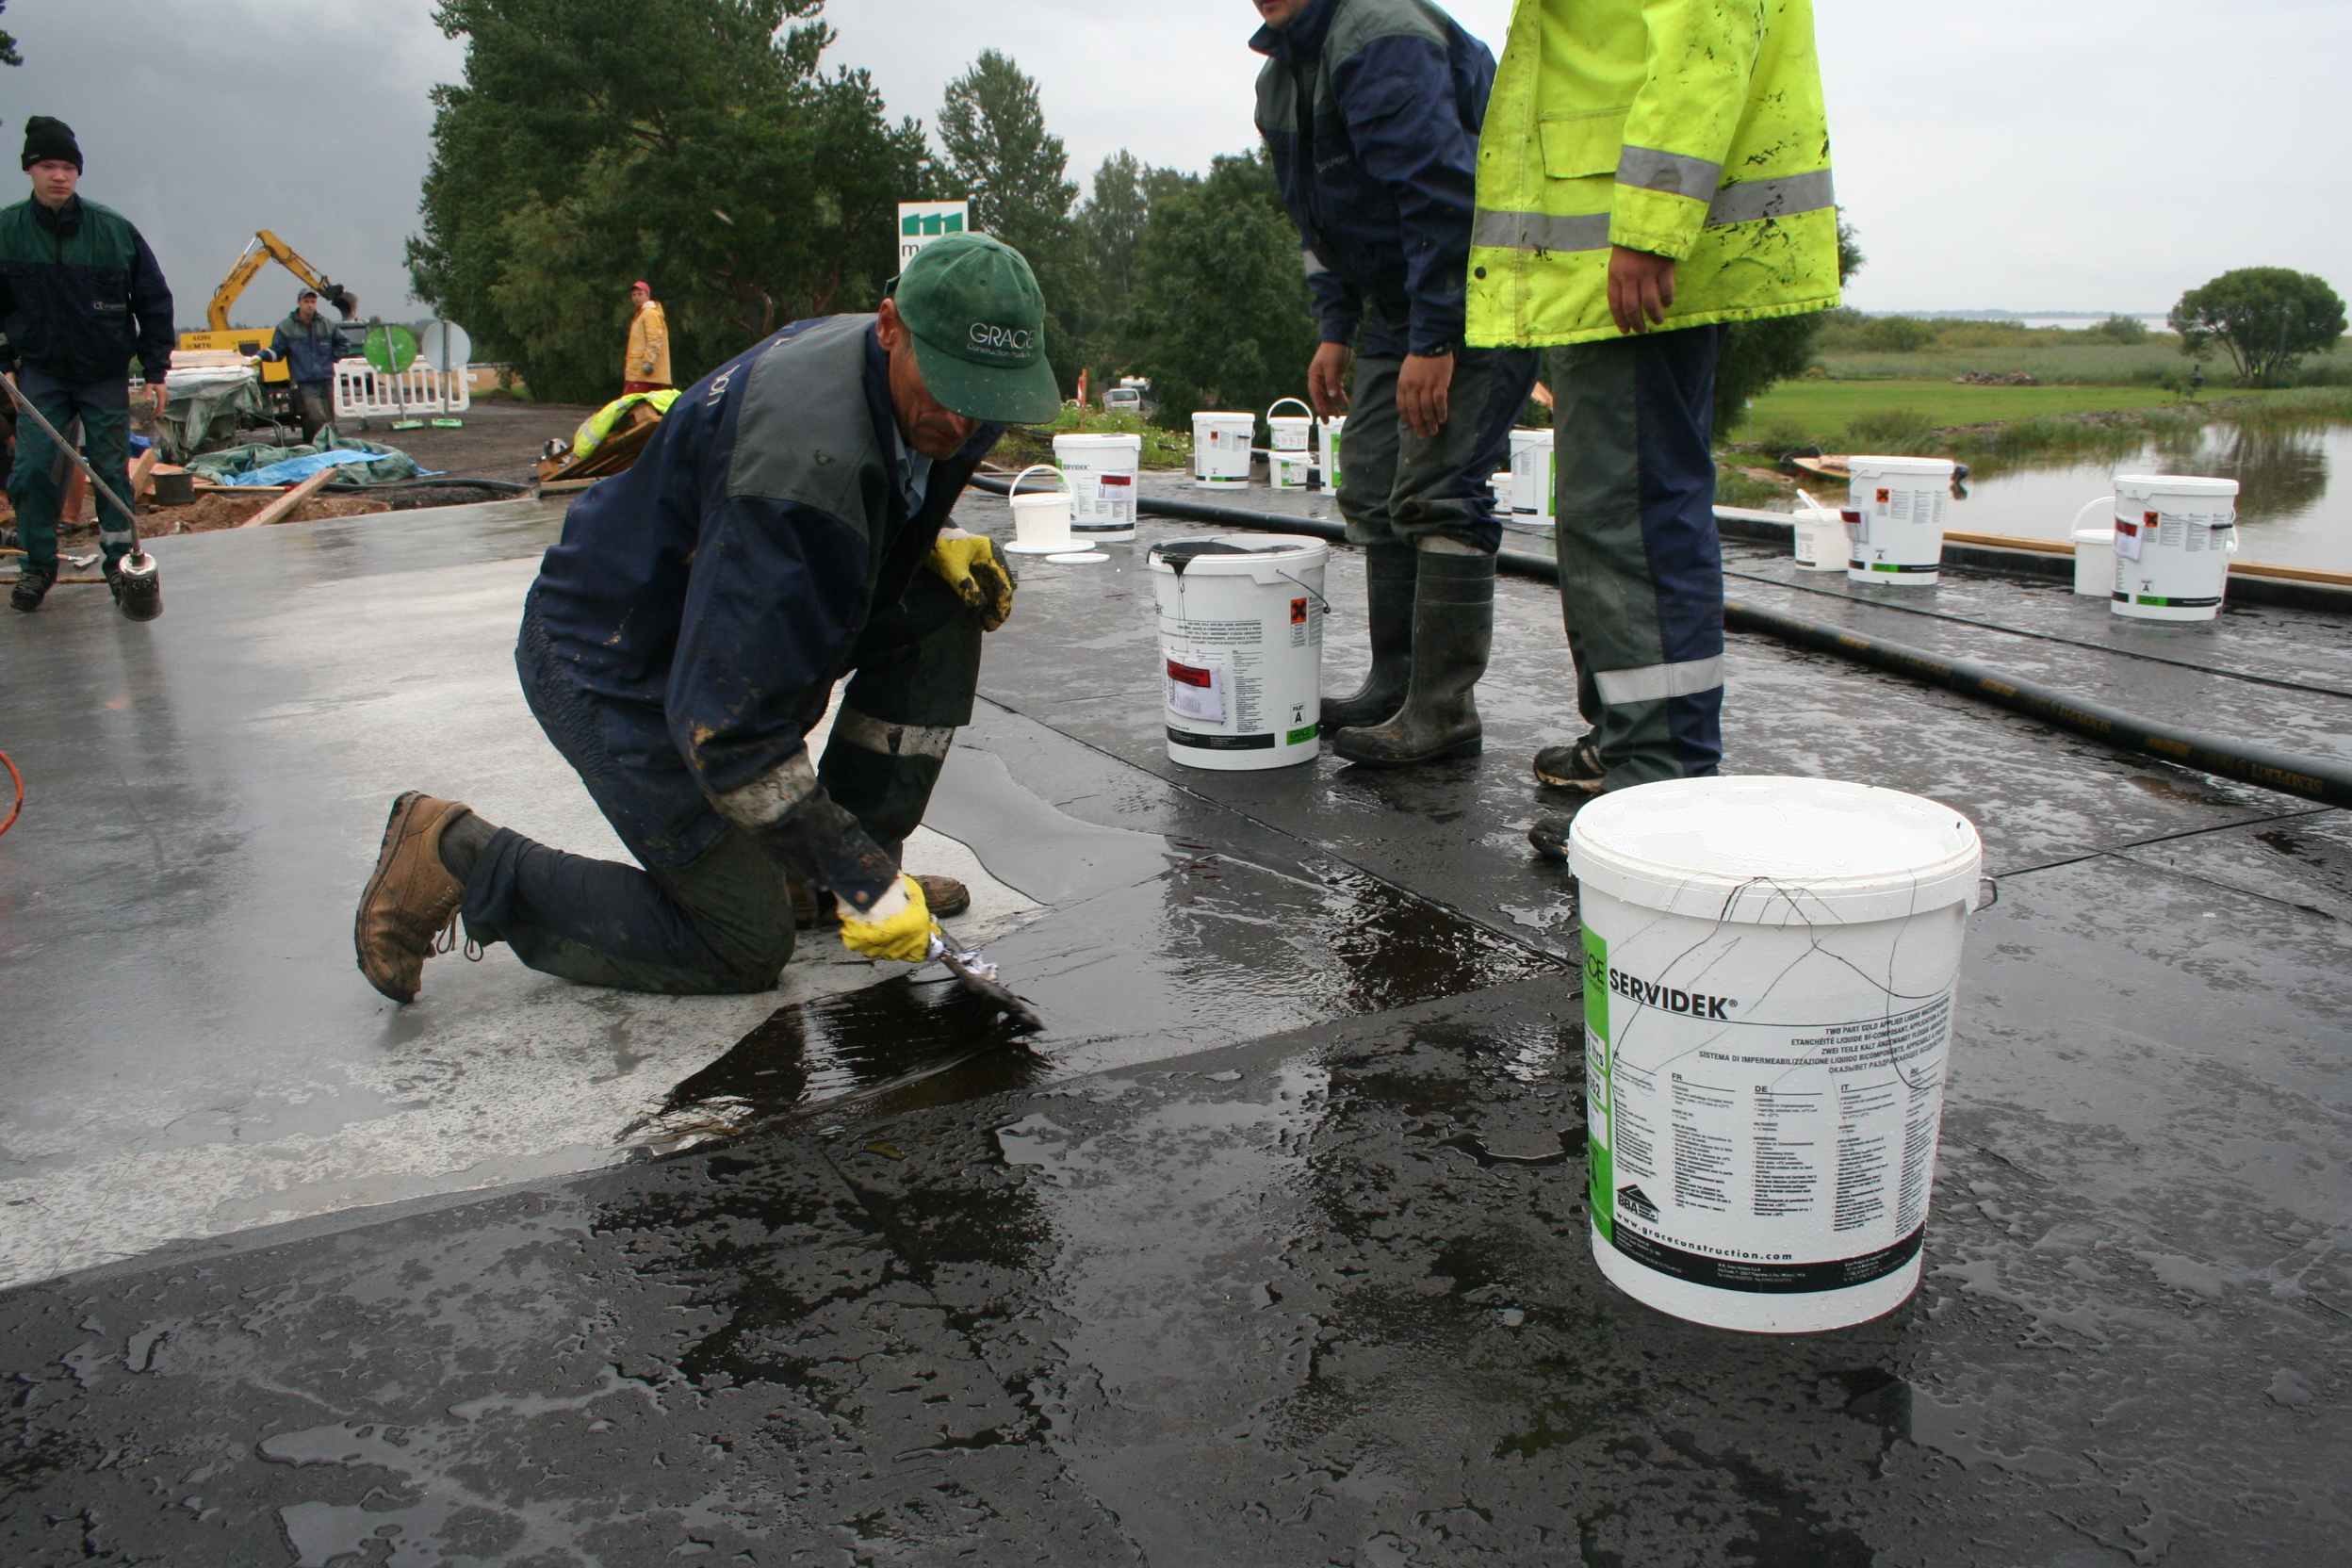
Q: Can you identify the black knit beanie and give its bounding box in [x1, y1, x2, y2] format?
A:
[22, 117, 84, 172]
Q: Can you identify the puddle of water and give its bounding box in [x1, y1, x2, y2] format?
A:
[1955, 420, 2349, 571]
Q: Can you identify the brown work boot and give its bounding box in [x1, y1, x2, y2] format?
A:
[790, 872, 970, 928]
[353, 792, 475, 1004]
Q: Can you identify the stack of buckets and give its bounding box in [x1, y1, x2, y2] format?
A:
[1266, 398, 1315, 490]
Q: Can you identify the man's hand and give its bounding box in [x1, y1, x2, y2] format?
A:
[927, 527, 1016, 631]
[1396, 351, 1456, 439]
[1608, 246, 1677, 335]
[839, 873, 941, 964]
[147, 383, 168, 416]
[1307, 342, 1351, 419]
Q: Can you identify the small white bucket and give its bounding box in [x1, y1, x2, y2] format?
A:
[1149, 534, 1329, 771]
[1317, 416, 1346, 492]
[1573, 776, 1984, 1333]
[1054, 433, 1143, 543]
[1269, 449, 1314, 491]
[1791, 507, 1847, 572]
[1003, 464, 1074, 555]
[2092, 474, 2240, 623]
[1192, 412, 1256, 486]
[1266, 396, 1315, 453]
[1509, 427, 1555, 522]
[2067, 500, 2116, 598]
[1490, 472, 1512, 510]
[1843, 455, 1956, 586]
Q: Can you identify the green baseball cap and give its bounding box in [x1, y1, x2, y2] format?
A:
[890, 233, 1061, 425]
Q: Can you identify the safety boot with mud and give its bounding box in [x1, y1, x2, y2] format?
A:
[1532, 733, 1608, 794]
[1331, 545, 1494, 767]
[354, 792, 480, 1004]
[10, 565, 55, 613]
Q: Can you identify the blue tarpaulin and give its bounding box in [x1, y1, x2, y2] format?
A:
[223, 449, 429, 487]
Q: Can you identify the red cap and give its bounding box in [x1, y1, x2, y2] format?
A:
[631, 280, 651, 292]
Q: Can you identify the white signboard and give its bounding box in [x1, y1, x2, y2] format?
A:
[898, 201, 972, 265]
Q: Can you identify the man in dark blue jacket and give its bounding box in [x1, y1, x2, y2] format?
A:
[1252, 0, 1537, 767]
[258, 286, 357, 441]
[1, 116, 174, 612]
[352, 235, 1058, 1003]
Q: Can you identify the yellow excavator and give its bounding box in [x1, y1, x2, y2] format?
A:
[175, 231, 362, 403]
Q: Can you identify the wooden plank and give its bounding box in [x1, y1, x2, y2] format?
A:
[237, 468, 335, 529]
[126, 447, 161, 501]
[1945, 528, 2074, 557]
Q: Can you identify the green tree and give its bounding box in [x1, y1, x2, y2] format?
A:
[1127, 149, 1319, 426]
[2169, 268, 2348, 386]
[1079, 151, 1150, 331]
[2088, 313, 2148, 344]
[408, 0, 928, 404]
[1, 1, 20, 67]
[1712, 220, 1865, 436]
[937, 51, 1088, 394]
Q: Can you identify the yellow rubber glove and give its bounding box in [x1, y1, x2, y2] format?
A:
[927, 528, 1016, 631]
[839, 873, 941, 963]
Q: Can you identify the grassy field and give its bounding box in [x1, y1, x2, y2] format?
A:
[1744, 378, 2203, 441]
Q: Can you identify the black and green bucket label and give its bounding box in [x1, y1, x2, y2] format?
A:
[1583, 927, 1613, 1244]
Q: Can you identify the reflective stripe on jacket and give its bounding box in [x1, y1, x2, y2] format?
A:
[1253, 0, 1496, 356]
[1465, 0, 1838, 348]
[626, 301, 671, 384]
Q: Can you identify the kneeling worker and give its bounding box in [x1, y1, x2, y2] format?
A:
[352, 234, 1059, 1001]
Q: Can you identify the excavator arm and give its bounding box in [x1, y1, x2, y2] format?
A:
[204, 231, 358, 330]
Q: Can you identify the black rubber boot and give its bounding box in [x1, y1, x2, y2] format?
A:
[1319, 542, 1416, 731]
[11, 566, 56, 613]
[1331, 547, 1494, 767]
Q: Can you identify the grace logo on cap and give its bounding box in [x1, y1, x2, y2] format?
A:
[967, 322, 1037, 360]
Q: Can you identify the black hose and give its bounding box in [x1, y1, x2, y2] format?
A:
[967, 475, 2352, 809]
[322, 476, 534, 495]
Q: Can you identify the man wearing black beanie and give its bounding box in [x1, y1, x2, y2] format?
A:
[1, 115, 175, 612]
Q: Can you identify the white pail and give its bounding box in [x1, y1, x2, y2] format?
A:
[1149, 535, 1329, 772]
[2071, 527, 2116, 598]
[1843, 455, 1956, 586]
[1791, 507, 1846, 572]
[1266, 397, 1315, 453]
[1317, 416, 1346, 492]
[2095, 474, 2240, 623]
[1509, 427, 1555, 522]
[1003, 464, 1074, 555]
[1054, 433, 1142, 543]
[1490, 472, 1512, 510]
[1573, 776, 1984, 1333]
[1192, 412, 1256, 486]
[1270, 449, 1314, 491]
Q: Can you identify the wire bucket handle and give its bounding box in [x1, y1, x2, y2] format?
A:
[1008, 463, 1069, 501]
[1266, 396, 1314, 427]
[1276, 569, 1331, 614]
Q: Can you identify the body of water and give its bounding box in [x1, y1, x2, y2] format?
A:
[1950, 421, 2348, 572]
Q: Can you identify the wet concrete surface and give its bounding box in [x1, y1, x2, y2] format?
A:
[5, 482, 2349, 1563]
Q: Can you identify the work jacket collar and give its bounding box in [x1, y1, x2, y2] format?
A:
[30, 194, 80, 237]
[1250, 0, 1338, 64]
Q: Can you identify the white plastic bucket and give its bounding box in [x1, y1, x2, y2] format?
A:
[1572, 776, 1984, 1333]
[2094, 474, 2240, 623]
[1192, 412, 1256, 486]
[1269, 449, 1313, 491]
[1317, 416, 1346, 492]
[1266, 397, 1315, 453]
[1843, 455, 1956, 586]
[1003, 464, 1074, 555]
[1054, 433, 1142, 543]
[2069, 508, 2116, 598]
[1490, 472, 1512, 510]
[1509, 427, 1555, 522]
[1149, 534, 1329, 771]
[1791, 507, 1846, 572]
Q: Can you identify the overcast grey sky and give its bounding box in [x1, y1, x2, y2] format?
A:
[6, 0, 2346, 331]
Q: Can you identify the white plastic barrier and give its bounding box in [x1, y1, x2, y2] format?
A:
[332, 359, 474, 421]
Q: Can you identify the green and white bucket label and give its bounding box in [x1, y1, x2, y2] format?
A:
[1581, 910, 1960, 1295]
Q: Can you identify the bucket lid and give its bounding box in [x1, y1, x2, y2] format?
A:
[1193, 411, 1254, 422]
[1569, 776, 1983, 926]
[1848, 454, 1956, 477]
[2115, 473, 2240, 498]
[2072, 527, 2115, 545]
[1054, 433, 1142, 449]
[1150, 533, 1329, 570]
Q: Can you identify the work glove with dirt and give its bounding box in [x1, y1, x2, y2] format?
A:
[926, 528, 1016, 631]
[837, 872, 942, 964]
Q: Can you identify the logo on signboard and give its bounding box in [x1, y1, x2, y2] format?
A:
[898, 202, 971, 264]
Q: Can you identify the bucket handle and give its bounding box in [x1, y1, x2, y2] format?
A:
[1275, 569, 1331, 614]
[1974, 876, 1999, 914]
[1008, 463, 1068, 501]
[2069, 495, 2115, 535]
[1266, 396, 1313, 425]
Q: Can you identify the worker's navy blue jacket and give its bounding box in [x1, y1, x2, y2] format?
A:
[529, 315, 1000, 866]
[1252, 0, 1497, 358]
[263, 310, 348, 384]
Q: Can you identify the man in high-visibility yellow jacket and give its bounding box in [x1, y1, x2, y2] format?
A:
[1464, 0, 1838, 856]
